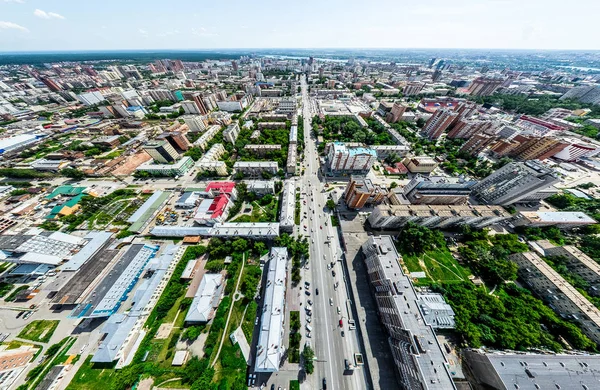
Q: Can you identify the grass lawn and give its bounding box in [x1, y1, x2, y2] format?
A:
[290, 380, 300, 390]
[401, 250, 470, 285]
[18, 320, 59, 343]
[66, 356, 117, 390]
[0, 282, 14, 297]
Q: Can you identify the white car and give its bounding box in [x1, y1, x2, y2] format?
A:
[329, 298, 333, 306]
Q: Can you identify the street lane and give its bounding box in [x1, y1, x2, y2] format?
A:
[299, 75, 369, 390]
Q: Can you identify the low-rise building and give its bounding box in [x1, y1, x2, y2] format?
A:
[510, 251, 600, 345]
[255, 247, 288, 372]
[543, 244, 600, 296]
[234, 161, 278, 177]
[196, 143, 227, 176]
[287, 146, 298, 175]
[244, 180, 275, 195]
[223, 123, 240, 144]
[184, 273, 224, 323]
[403, 157, 438, 173]
[244, 144, 282, 155]
[371, 145, 410, 159]
[279, 180, 295, 232]
[368, 204, 510, 230]
[135, 156, 194, 177]
[513, 211, 596, 228]
[193, 125, 222, 150]
[403, 175, 476, 205]
[327, 142, 377, 174]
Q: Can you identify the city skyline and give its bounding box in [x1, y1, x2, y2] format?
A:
[1, 0, 599, 51]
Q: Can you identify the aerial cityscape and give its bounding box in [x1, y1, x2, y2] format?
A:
[3, 2, 600, 390]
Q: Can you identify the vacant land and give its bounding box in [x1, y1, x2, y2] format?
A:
[66, 357, 117, 390]
[17, 320, 60, 343]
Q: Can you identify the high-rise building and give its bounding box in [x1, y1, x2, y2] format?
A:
[181, 100, 202, 115]
[422, 108, 458, 139]
[560, 85, 600, 105]
[143, 140, 180, 163]
[344, 176, 386, 209]
[403, 81, 425, 96]
[447, 119, 497, 139]
[459, 133, 496, 156]
[232, 60, 239, 71]
[471, 161, 560, 205]
[553, 140, 598, 162]
[510, 136, 569, 161]
[327, 142, 377, 174]
[489, 139, 521, 157]
[184, 115, 207, 132]
[165, 132, 191, 152]
[149, 89, 176, 102]
[387, 103, 407, 123]
[467, 77, 504, 96]
[182, 92, 209, 115]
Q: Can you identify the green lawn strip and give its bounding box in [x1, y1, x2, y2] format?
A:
[5, 285, 29, 302]
[290, 380, 300, 390]
[18, 320, 60, 343]
[66, 356, 118, 390]
[0, 282, 15, 297]
[401, 254, 423, 273]
[27, 337, 75, 390]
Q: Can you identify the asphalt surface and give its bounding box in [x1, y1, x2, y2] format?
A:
[299, 76, 369, 390]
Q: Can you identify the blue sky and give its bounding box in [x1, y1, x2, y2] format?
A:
[0, 0, 598, 51]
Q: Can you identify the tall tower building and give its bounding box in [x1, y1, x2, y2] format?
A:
[471, 161, 560, 205]
[459, 134, 496, 156]
[510, 137, 569, 161]
[467, 77, 504, 96]
[422, 108, 458, 139]
[143, 140, 180, 163]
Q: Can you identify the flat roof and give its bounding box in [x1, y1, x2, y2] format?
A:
[129, 191, 170, 233]
[279, 180, 295, 228]
[255, 247, 287, 372]
[128, 191, 165, 223]
[61, 231, 112, 271]
[522, 211, 596, 224]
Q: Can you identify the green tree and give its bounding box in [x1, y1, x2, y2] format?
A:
[302, 346, 315, 374]
[326, 199, 336, 210]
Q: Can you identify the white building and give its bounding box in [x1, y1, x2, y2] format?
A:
[234, 161, 278, 177]
[184, 115, 207, 132]
[184, 273, 224, 323]
[194, 125, 222, 150]
[77, 91, 105, 106]
[223, 123, 240, 144]
[279, 180, 295, 232]
[255, 247, 287, 372]
[327, 142, 377, 174]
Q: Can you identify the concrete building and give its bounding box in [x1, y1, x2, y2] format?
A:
[184, 115, 207, 132]
[403, 157, 438, 174]
[223, 123, 240, 144]
[279, 180, 296, 232]
[510, 136, 569, 161]
[422, 108, 459, 139]
[0, 346, 35, 389]
[459, 133, 496, 156]
[371, 145, 410, 159]
[510, 251, 600, 345]
[560, 85, 600, 105]
[244, 181, 275, 196]
[463, 350, 600, 390]
[552, 139, 598, 162]
[234, 161, 278, 177]
[326, 142, 377, 174]
[277, 98, 296, 114]
[289, 125, 298, 144]
[403, 175, 475, 205]
[471, 161, 560, 205]
[196, 143, 228, 176]
[77, 91, 105, 106]
[184, 273, 224, 323]
[468, 77, 504, 96]
[143, 140, 180, 164]
[513, 211, 596, 228]
[193, 125, 222, 150]
[403, 81, 425, 96]
[447, 119, 497, 139]
[244, 144, 282, 155]
[368, 204, 510, 230]
[344, 176, 386, 209]
[181, 100, 203, 115]
[287, 146, 298, 175]
[0, 134, 46, 155]
[255, 247, 288, 372]
[361, 236, 457, 390]
[136, 156, 195, 177]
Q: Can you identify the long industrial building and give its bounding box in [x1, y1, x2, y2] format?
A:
[368, 204, 510, 230]
[361, 236, 456, 389]
[279, 180, 295, 232]
[150, 222, 280, 239]
[255, 247, 288, 372]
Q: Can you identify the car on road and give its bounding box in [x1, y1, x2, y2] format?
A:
[329, 298, 333, 306]
[315, 288, 319, 295]
[341, 331, 345, 337]
[332, 271, 336, 277]
[305, 290, 311, 296]
[339, 319, 343, 327]
[307, 299, 313, 305]
[320, 225, 322, 229]
[306, 317, 311, 323]
[306, 331, 312, 338]
[16, 311, 24, 319]
[327, 264, 331, 270]
[323, 378, 327, 390]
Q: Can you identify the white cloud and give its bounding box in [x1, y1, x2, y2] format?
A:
[34, 9, 65, 20]
[191, 27, 217, 37]
[156, 29, 180, 37]
[138, 28, 148, 36]
[3, 0, 25, 3]
[0, 21, 29, 32]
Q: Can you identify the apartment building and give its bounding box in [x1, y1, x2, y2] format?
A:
[510, 251, 600, 345]
[544, 245, 600, 296]
[143, 140, 180, 163]
[223, 123, 240, 145]
[326, 142, 377, 174]
[193, 125, 222, 150]
[234, 161, 278, 177]
[279, 180, 295, 233]
[467, 77, 504, 96]
[459, 133, 496, 156]
[196, 143, 227, 176]
[422, 108, 458, 139]
[136, 156, 195, 177]
[244, 144, 282, 155]
[403, 157, 438, 173]
[344, 176, 386, 209]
